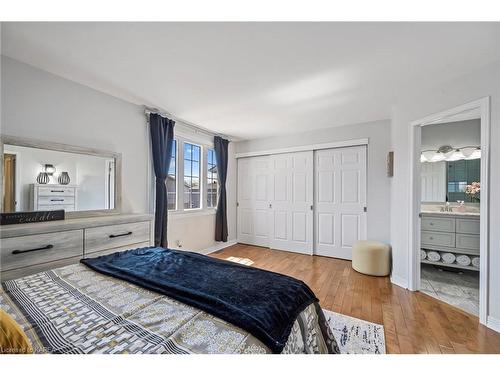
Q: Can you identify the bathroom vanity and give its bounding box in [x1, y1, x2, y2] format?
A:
[420, 211, 480, 271]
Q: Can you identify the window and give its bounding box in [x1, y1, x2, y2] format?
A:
[207, 149, 218, 208]
[184, 143, 201, 209]
[167, 140, 177, 210]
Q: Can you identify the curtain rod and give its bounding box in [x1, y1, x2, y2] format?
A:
[144, 105, 231, 141]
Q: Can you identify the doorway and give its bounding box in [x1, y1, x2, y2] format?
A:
[409, 97, 490, 325]
[3, 153, 17, 212]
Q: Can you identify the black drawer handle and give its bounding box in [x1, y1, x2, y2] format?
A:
[50, 199, 65, 202]
[51, 190, 65, 193]
[12, 244, 54, 255]
[109, 231, 132, 238]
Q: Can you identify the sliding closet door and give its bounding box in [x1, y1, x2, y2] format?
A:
[269, 151, 314, 254]
[237, 156, 271, 247]
[314, 146, 367, 260]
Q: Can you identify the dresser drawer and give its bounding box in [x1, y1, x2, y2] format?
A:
[456, 218, 480, 235]
[421, 230, 455, 248]
[0, 230, 84, 272]
[456, 234, 480, 252]
[38, 204, 75, 212]
[421, 216, 455, 232]
[37, 186, 75, 196]
[38, 196, 75, 205]
[84, 221, 150, 255]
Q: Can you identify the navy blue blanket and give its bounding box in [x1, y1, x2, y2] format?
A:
[81, 247, 318, 353]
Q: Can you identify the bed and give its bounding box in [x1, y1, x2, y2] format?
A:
[1, 247, 339, 354]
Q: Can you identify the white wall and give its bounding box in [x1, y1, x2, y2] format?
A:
[1, 56, 237, 251]
[390, 60, 500, 324]
[236, 119, 392, 245]
[1, 56, 148, 213]
[421, 119, 480, 150]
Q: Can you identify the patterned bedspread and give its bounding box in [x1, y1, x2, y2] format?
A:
[1, 264, 339, 354]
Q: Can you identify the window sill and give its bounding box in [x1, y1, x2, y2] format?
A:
[168, 209, 217, 219]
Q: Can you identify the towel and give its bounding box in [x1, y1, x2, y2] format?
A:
[441, 252, 456, 264]
[471, 257, 480, 268]
[426, 251, 441, 262]
[420, 250, 427, 260]
[456, 254, 471, 266]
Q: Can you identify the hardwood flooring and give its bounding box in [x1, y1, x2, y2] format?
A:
[211, 243, 500, 354]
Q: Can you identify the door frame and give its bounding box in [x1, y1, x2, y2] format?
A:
[408, 97, 490, 326]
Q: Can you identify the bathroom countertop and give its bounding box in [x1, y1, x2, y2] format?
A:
[420, 210, 480, 217]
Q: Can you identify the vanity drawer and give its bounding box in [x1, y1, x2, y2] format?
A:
[37, 187, 76, 197]
[421, 216, 455, 232]
[38, 196, 75, 205]
[84, 221, 150, 255]
[0, 230, 84, 271]
[456, 234, 480, 252]
[456, 218, 480, 235]
[421, 230, 455, 248]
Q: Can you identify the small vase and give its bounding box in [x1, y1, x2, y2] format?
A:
[36, 172, 50, 184]
[58, 172, 70, 185]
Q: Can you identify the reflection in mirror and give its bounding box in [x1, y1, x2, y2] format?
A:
[420, 119, 481, 206]
[2, 144, 116, 214]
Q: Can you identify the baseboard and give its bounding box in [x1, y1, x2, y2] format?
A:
[200, 240, 238, 255]
[487, 316, 500, 333]
[390, 274, 408, 289]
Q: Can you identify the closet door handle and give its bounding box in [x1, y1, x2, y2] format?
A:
[12, 244, 54, 255]
[269, 203, 272, 208]
[109, 231, 133, 238]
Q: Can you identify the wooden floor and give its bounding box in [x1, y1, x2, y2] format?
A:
[211, 244, 500, 354]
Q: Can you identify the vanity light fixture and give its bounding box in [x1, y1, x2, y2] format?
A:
[421, 145, 481, 163]
[44, 164, 56, 175]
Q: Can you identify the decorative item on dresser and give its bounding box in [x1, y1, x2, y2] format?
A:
[58, 171, 71, 185]
[0, 213, 154, 281]
[30, 183, 78, 212]
[420, 213, 480, 271]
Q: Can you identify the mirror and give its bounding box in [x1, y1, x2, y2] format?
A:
[420, 118, 481, 204]
[1, 136, 121, 217]
[421, 159, 480, 203]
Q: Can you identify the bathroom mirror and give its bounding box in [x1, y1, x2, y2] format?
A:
[420, 119, 481, 204]
[1, 135, 122, 218]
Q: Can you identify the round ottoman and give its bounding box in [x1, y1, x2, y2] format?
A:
[352, 240, 391, 276]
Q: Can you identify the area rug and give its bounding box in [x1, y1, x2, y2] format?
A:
[323, 309, 386, 354]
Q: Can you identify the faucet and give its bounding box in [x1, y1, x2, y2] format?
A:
[440, 202, 453, 212]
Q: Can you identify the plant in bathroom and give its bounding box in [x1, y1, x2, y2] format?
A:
[465, 182, 480, 203]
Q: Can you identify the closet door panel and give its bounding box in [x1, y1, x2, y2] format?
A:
[269, 151, 313, 254]
[237, 156, 270, 247]
[315, 146, 367, 260]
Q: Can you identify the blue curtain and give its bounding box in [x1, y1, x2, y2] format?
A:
[214, 136, 229, 242]
[149, 113, 175, 247]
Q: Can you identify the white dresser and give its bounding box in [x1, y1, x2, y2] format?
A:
[0, 213, 154, 280]
[30, 184, 78, 212]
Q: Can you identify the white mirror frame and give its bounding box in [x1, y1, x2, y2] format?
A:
[0, 134, 122, 219]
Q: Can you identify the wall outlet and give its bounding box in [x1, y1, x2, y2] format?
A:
[176, 240, 182, 248]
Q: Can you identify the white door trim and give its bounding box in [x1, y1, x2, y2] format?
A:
[408, 97, 490, 326]
[235, 138, 369, 159]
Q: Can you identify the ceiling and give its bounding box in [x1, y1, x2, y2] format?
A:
[2, 22, 500, 139]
